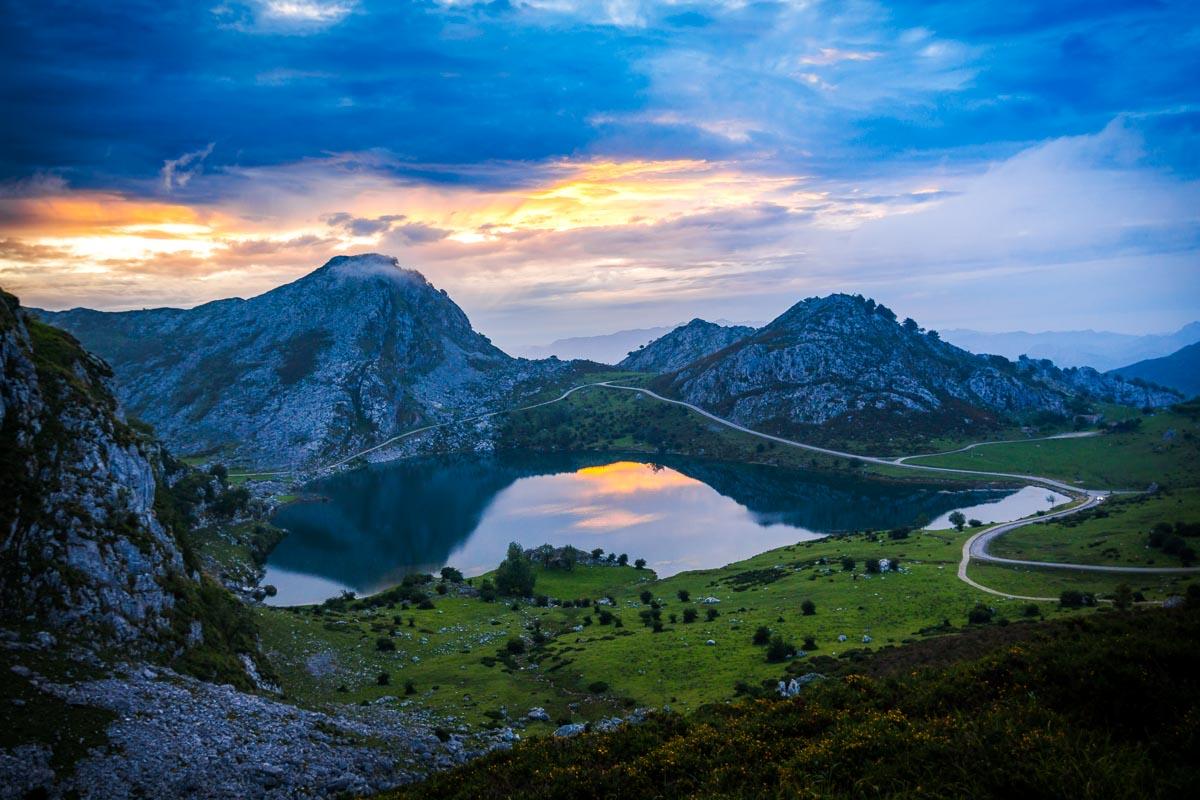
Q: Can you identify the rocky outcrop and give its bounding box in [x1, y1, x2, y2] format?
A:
[652, 294, 1095, 442]
[619, 318, 754, 373]
[1018, 356, 1182, 407]
[1, 290, 187, 650]
[40, 254, 568, 468]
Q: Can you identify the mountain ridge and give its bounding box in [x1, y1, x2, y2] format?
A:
[619, 318, 755, 373]
[1108, 342, 1200, 398]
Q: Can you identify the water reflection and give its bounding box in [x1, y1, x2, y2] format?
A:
[265, 451, 1019, 605]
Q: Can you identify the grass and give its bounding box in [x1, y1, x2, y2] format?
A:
[255, 528, 1134, 732]
[990, 488, 1200, 568]
[902, 409, 1200, 490]
[383, 606, 1200, 800]
[970, 562, 1195, 600]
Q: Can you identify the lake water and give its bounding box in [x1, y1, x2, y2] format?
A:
[263, 451, 1056, 605]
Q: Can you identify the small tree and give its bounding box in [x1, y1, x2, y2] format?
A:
[640, 590, 653, 604]
[591, 548, 604, 560]
[682, 608, 698, 623]
[677, 589, 690, 602]
[801, 599, 816, 616]
[634, 558, 647, 570]
[376, 671, 391, 686]
[765, 635, 793, 663]
[495, 542, 536, 597]
[505, 637, 526, 655]
[440, 566, 464, 583]
[376, 637, 396, 652]
[840, 556, 856, 572]
[1023, 603, 1040, 617]
[617, 553, 629, 566]
[949, 511, 967, 532]
[1114, 583, 1133, 611]
[802, 635, 817, 650]
[968, 519, 982, 528]
[865, 558, 880, 574]
[752, 625, 771, 646]
[706, 608, 720, 622]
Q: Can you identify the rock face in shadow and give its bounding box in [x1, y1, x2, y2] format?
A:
[39, 254, 567, 467]
[620, 319, 754, 373]
[1, 289, 185, 650]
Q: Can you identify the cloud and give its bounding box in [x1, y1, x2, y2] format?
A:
[161, 143, 215, 191]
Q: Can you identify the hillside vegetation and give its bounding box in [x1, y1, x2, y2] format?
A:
[385, 606, 1200, 800]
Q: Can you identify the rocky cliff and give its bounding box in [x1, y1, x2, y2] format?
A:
[651, 294, 1173, 444]
[619, 319, 754, 373]
[40, 254, 566, 468]
[1019, 355, 1183, 407]
[1, 289, 270, 684]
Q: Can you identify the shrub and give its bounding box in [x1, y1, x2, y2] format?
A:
[376, 637, 396, 652]
[376, 671, 391, 686]
[617, 554, 628, 566]
[887, 527, 910, 540]
[1059, 590, 1093, 608]
[536, 594, 549, 607]
[706, 608, 720, 622]
[802, 636, 817, 650]
[506, 637, 526, 655]
[435, 583, 448, 595]
[479, 579, 497, 603]
[865, 559, 880, 574]
[682, 608, 698, 623]
[840, 557, 855, 572]
[404, 680, 415, 696]
[669, 613, 678, 624]
[440, 566, 464, 583]
[588, 681, 609, 694]
[801, 599, 816, 616]
[677, 589, 690, 602]
[765, 635, 793, 663]
[634, 558, 647, 570]
[495, 542, 536, 597]
[1023, 603, 1040, 617]
[752, 625, 771, 646]
[640, 590, 653, 604]
[968, 519, 983, 527]
[949, 511, 967, 531]
[967, 604, 995, 625]
[598, 610, 615, 625]
[417, 598, 435, 610]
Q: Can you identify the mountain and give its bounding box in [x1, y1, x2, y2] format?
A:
[517, 325, 677, 363]
[517, 319, 764, 364]
[942, 322, 1200, 371]
[39, 254, 565, 468]
[619, 318, 755, 372]
[651, 294, 1180, 446]
[1108, 342, 1200, 398]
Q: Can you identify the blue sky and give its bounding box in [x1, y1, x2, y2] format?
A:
[1, 0, 1197, 349]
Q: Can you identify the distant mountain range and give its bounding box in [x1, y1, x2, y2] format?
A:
[1109, 342, 1200, 398]
[38, 254, 567, 467]
[941, 323, 1200, 372]
[27, 254, 1185, 465]
[517, 319, 763, 364]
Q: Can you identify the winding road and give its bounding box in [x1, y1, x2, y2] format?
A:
[234, 378, 1199, 599]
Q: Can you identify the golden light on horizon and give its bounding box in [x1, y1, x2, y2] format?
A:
[570, 461, 698, 496]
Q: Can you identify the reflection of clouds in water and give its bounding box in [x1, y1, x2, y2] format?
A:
[568, 461, 698, 496]
[571, 510, 663, 531]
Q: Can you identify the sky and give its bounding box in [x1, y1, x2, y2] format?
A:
[1, 0, 1198, 351]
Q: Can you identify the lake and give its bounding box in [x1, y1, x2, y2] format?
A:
[263, 451, 1063, 605]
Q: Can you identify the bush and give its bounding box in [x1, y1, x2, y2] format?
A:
[404, 680, 415, 696]
[765, 635, 793, 663]
[441, 566, 464, 583]
[682, 608, 698, 623]
[435, 582, 448, 595]
[588, 681, 609, 694]
[801, 599, 816, 616]
[376, 637, 396, 652]
[840, 557, 855, 572]
[640, 590, 653, 604]
[617, 554, 628, 566]
[967, 604, 995, 625]
[753, 625, 771, 646]
[887, 527, 910, 540]
[949, 511, 967, 531]
[1060, 590, 1095, 609]
[417, 598, 436, 610]
[634, 558, 647, 570]
[506, 637, 526, 655]
[968, 519, 983, 528]
[377, 671, 391, 686]
[598, 610, 615, 625]
[865, 559, 880, 574]
[536, 594, 549, 607]
[706, 608, 720, 622]
[495, 542, 536, 597]
[677, 589, 690, 602]
[1023, 603, 1040, 617]
[479, 579, 497, 603]
[802, 636, 817, 650]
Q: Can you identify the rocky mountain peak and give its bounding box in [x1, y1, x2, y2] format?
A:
[620, 317, 755, 373]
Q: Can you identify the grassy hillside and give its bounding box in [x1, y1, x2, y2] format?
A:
[899, 409, 1199, 490]
[384, 606, 1200, 800]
